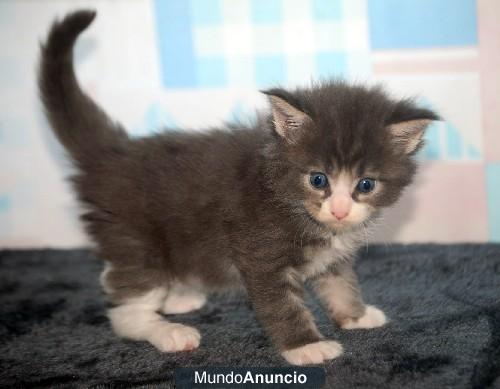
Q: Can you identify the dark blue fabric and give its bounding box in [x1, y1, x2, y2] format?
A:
[0, 244, 499, 388]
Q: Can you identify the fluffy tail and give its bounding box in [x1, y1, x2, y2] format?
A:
[38, 10, 128, 166]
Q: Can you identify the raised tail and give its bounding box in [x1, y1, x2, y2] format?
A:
[38, 10, 128, 166]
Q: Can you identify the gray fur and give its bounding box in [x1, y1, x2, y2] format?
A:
[38, 10, 438, 355]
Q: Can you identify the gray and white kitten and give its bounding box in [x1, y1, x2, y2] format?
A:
[38, 10, 438, 365]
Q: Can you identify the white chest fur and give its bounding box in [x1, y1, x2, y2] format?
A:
[301, 230, 364, 279]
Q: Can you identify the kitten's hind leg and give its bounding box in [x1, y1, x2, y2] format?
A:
[108, 288, 201, 352]
[161, 283, 206, 315]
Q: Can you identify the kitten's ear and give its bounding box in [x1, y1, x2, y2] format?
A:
[263, 92, 312, 144]
[389, 119, 433, 155]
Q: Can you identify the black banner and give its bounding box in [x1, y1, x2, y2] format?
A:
[174, 367, 325, 388]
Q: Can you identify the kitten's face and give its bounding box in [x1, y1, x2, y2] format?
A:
[297, 146, 398, 231]
[302, 171, 378, 230]
[265, 83, 438, 232]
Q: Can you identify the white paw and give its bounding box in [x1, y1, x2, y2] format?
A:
[281, 340, 343, 365]
[162, 293, 206, 314]
[341, 305, 387, 329]
[149, 323, 201, 352]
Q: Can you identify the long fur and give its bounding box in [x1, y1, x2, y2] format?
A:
[38, 10, 438, 362]
[38, 10, 128, 167]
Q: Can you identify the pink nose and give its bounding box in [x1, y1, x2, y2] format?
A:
[330, 194, 352, 221]
[332, 209, 349, 220]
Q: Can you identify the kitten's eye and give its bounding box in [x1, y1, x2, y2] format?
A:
[310, 172, 328, 189]
[356, 178, 376, 193]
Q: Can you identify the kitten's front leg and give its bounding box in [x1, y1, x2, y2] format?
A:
[243, 268, 343, 365]
[313, 262, 387, 329]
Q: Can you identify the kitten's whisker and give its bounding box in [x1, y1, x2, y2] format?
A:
[370, 215, 391, 249]
[361, 222, 370, 253]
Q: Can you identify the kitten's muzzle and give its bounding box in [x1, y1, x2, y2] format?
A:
[330, 194, 352, 221]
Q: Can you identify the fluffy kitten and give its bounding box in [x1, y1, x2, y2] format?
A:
[39, 10, 438, 365]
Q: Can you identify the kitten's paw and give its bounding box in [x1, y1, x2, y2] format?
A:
[162, 293, 206, 314]
[281, 340, 343, 365]
[341, 305, 387, 330]
[149, 323, 201, 352]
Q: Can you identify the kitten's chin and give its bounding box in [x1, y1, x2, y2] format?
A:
[324, 220, 361, 232]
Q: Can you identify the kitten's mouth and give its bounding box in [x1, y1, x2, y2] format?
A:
[327, 221, 355, 231]
[304, 207, 360, 232]
[323, 213, 375, 233]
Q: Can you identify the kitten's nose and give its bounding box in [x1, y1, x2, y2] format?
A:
[332, 210, 349, 220]
[330, 195, 352, 221]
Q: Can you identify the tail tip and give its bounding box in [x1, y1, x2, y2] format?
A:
[62, 9, 97, 32]
[42, 9, 97, 56]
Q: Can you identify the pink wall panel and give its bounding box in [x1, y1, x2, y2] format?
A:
[373, 162, 489, 243]
[478, 0, 500, 162]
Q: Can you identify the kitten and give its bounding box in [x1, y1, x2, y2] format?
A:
[39, 10, 438, 365]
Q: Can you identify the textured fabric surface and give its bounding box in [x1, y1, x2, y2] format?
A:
[0, 245, 499, 388]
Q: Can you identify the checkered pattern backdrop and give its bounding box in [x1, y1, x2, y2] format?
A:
[0, 0, 498, 247]
[154, 0, 370, 88]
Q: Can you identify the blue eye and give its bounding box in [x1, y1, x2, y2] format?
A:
[357, 178, 376, 193]
[310, 172, 328, 189]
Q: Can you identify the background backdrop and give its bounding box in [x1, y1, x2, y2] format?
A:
[0, 0, 498, 247]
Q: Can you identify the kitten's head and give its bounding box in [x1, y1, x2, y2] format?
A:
[263, 81, 439, 232]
